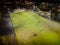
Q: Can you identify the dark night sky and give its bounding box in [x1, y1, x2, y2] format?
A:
[0, 0, 60, 2]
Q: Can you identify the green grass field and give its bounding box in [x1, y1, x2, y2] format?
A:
[10, 11, 60, 45]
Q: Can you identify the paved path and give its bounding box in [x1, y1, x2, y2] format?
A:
[0, 6, 16, 45]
